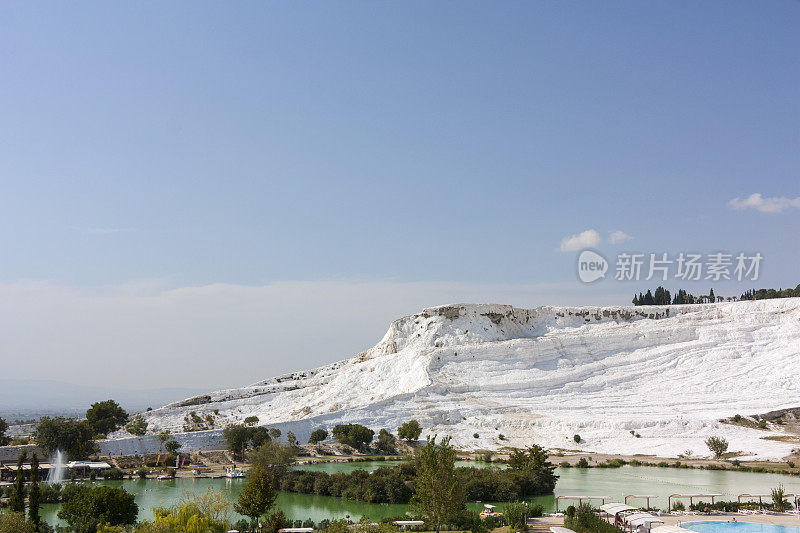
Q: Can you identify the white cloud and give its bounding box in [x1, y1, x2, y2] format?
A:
[0, 279, 628, 391]
[728, 193, 800, 214]
[608, 230, 633, 244]
[559, 229, 601, 251]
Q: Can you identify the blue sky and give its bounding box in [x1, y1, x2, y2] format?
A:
[1, 2, 798, 389]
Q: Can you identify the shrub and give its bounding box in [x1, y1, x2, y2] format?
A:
[705, 436, 729, 459]
[278, 456, 556, 504]
[0, 511, 36, 533]
[560, 461, 571, 468]
[125, 414, 148, 436]
[141, 489, 231, 531]
[104, 467, 124, 480]
[58, 485, 138, 531]
[576, 457, 589, 468]
[332, 424, 374, 450]
[136, 468, 148, 479]
[309, 428, 328, 444]
[733, 414, 743, 422]
[772, 484, 788, 512]
[564, 503, 622, 532]
[503, 502, 530, 531]
[39, 483, 62, 503]
[397, 420, 422, 442]
[263, 510, 289, 533]
[672, 501, 685, 511]
[597, 459, 625, 468]
[573, 434, 581, 443]
[565, 505, 576, 518]
[473, 433, 479, 439]
[498, 434, 506, 441]
[376, 429, 397, 454]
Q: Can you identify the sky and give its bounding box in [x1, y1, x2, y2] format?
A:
[1, 2, 798, 391]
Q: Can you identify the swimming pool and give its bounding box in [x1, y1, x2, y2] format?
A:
[682, 521, 800, 533]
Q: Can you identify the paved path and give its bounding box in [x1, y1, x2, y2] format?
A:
[527, 517, 564, 533]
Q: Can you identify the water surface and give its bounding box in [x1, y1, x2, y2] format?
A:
[40, 464, 800, 526]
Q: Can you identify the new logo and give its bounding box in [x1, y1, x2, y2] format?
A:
[577, 250, 608, 283]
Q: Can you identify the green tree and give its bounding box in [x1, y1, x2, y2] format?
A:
[268, 428, 282, 440]
[410, 436, 465, 533]
[376, 429, 397, 454]
[250, 426, 271, 448]
[0, 511, 36, 533]
[223, 424, 251, 460]
[286, 431, 297, 448]
[244, 416, 259, 427]
[34, 417, 97, 460]
[9, 452, 26, 514]
[125, 414, 148, 436]
[234, 467, 276, 529]
[506, 445, 558, 496]
[28, 453, 40, 527]
[164, 439, 182, 455]
[0, 417, 8, 446]
[398, 420, 422, 442]
[251, 440, 296, 482]
[309, 428, 328, 444]
[58, 485, 138, 532]
[705, 435, 729, 459]
[772, 484, 787, 512]
[642, 290, 655, 305]
[157, 430, 171, 453]
[85, 400, 129, 436]
[332, 424, 374, 450]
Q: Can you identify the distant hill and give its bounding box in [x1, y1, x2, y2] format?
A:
[0, 379, 205, 419]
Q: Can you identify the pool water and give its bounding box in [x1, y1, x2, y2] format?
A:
[683, 521, 800, 532]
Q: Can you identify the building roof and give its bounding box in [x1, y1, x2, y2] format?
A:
[66, 461, 111, 469]
[669, 493, 723, 498]
[556, 495, 611, 500]
[600, 503, 637, 515]
[624, 512, 664, 527]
